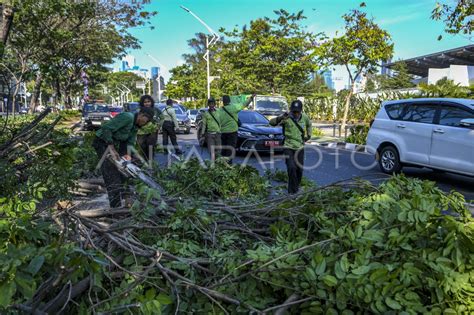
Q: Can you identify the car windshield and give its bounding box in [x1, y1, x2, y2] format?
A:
[84, 104, 109, 112]
[255, 97, 288, 112]
[126, 103, 140, 112]
[238, 111, 269, 124]
[189, 110, 198, 115]
[158, 105, 185, 115]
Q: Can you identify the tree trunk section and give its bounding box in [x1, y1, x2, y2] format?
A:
[29, 72, 43, 113]
[341, 84, 354, 135]
[0, 4, 14, 58]
[11, 80, 22, 119]
[54, 79, 61, 108]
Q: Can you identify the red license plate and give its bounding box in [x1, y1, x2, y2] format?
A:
[265, 141, 280, 147]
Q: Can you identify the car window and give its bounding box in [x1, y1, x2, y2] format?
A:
[385, 103, 408, 120]
[84, 104, 108, 112]
[386, 103, 437, 123]
[158, 105, 184, 115]
[439, 106, 474, 127]
[404, 104, 438, 123]
[238, 111, 269, 124]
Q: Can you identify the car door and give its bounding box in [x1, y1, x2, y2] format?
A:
[429, 104, 474, 175]
[389, 102, 438, 165]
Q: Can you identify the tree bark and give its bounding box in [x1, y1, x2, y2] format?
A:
[29, 71, 43, 113]
[0, 4, 14, 58]
[54, 79, 61, 108]
[341, 83, 354, 134]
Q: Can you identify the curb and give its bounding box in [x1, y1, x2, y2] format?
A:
[309, 140, 367, 153]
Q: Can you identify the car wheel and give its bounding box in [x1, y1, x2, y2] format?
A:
[378, 146, 402, 174]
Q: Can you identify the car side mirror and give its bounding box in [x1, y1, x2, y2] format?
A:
[460, 118, 474, 129]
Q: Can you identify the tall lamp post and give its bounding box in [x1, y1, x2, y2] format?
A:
[180, 5, 219, 99]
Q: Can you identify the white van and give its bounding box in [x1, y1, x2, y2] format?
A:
[366, 98, 474, 176]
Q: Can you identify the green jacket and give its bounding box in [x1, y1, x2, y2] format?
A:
[270, 113, 312, 150]
[203, 110, 221, 133]
[137, 107, 160, 135]
[161, 106, 178, 128]
[96, 112, 138, 146]
[219, 97, 252, 133]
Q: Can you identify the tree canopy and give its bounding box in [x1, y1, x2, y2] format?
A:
[432, 0, 473, 39]
[167, 9, 323, 100]
[317, 5, 394, 129]
[0, 0, 156, 109]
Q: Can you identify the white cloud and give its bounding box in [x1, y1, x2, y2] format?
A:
[378, 13, 421, 27]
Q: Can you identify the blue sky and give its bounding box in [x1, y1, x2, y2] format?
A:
[122, 0, 472, 82]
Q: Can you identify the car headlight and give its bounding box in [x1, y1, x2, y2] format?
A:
[238, 131, 255, 137]
[104, 117, 110, 120]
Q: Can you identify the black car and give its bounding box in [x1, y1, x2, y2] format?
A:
[196, 109, 284, 152]
[156, 103, 191, 134]
[82, 103, 112, 130]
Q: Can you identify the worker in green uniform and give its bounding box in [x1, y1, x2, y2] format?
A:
[136, 95, 160, 161]
[270, 100, 312, 194]
[219, 93, 255, 163]
[92, 107, 155, 208]
[202, 97, 221, 161]
[161, 99, 183, 155]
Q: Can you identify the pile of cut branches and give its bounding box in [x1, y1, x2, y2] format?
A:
[54, 167, 474, 314]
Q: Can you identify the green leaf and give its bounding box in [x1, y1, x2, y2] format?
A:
[385, 297, 402, 310]
[352, 265, 371, 275]
[340, 254, 349, 272]
[322, 274, 338, 287]
[315, 258, 327, 275]
[156, 293, 172, 305]
[0, 281, 16, 307]
[361, 210, 373, 220]
[26, 255, 45, 276]
[335, 261, 346, 279]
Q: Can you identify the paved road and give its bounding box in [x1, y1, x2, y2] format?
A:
[156, 129, 474, 203]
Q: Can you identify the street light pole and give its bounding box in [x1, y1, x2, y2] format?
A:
[180, 5, 219, 99]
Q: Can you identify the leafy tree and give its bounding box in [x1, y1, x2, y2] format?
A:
[97, 71, 144, 103]
[2, 0, 156, 109]
[168, 10, 323, 100]
[219, 9, 322, 95]
[381, 61, 415, 90]
[299, 73, 332, 97]
[166, 33, 214, 100]
[432, 0, 473, 39]
[317, 5, 393, 130]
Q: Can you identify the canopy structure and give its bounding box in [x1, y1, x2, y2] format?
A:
[384, 45, 474, 77]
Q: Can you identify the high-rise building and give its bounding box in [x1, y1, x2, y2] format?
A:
[151, 67, 160, 79]
[320, 70, 334, 90]
[120, 55, 136, 71]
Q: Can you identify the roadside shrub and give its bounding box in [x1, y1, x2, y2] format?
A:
[346, 124, 370, 144]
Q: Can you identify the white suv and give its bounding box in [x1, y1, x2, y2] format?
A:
[366, 98, 474, 176]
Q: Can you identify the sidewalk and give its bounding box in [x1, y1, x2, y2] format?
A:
[308, 135, 367, 153]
